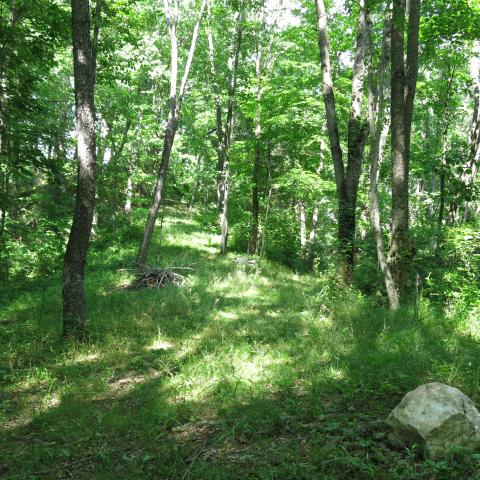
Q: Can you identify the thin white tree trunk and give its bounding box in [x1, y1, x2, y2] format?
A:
[136, 0, 207, 266]
[367, 16, 399, 310]
[308, 199, 319, 272]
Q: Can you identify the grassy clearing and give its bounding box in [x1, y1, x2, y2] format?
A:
[2, 207, 480, 479]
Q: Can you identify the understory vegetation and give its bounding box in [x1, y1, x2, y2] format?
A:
[2, 0, 480, 477]
[2, 208, 480, 479]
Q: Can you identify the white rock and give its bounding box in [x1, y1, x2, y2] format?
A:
[386, 382, 480, 458]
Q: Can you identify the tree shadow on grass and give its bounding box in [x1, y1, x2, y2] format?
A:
[3, 209, 480, 479]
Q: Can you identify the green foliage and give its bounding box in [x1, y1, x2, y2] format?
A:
[2, 210, 480, 479]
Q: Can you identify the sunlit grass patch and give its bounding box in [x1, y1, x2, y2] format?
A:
[2, 208, 480, 479]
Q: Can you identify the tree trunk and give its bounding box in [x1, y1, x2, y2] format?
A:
[296, 201, 307, 260]
[249, 27, 264, 255]
[436, 64, 454, 253]
[367, 16, 399, 310]
[63, 0, 97, 339]
[124, 175, 133, 214]
[387, 0, 420, 300]
[218, 6, 244, 255]
[207, 4, 225, 208]
[189, 154, 202, 213]
[136, 0, 207, 266]
[315, 0, 368, 282]
[249, 140, 260, 254]
[307, 199, 319, 272]
[463, 41, 480, 221]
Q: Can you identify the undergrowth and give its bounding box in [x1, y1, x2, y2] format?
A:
[1, 207, 480, 479]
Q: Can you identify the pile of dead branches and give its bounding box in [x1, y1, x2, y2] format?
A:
[126, 266, 191, 290]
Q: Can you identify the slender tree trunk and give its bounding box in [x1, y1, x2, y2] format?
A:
[189, 154, 202, 212]
[387, 0, 420, 300]
[136, 0, 207, 266]
[307, 199, 319, 272]
[63, 0, 97, 339]
[0, 169, 8, 240]
[257, 138, 273, 270]
[295, 200, 307, 260]
[248, 9, 277, 255]
[315, 0, 368, 282]
[367, 16, 399, 309]
[112, 118, 131, 163]
[218, 6, 244, 255]
[219, 96, 235, 255]
[249, 28, 263, 255]
[404, 0, 420, 167]
[463, 41, 480, 221]
[0, 82, 5, 240]
[436, 64, 454, 253]
[125, 175, 133, 214]
[249, 141, 260, 254]
[207, 4, 225, 208]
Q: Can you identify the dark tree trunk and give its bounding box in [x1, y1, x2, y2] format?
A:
[436, 64, 454, 247]
[137, 114, 177, 266]
[462, 42, 480, 221]
[315, 0, 369, 282]
[63, 0, 97, 339]
[387, 0, 420, 300]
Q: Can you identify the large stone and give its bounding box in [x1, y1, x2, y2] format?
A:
[386, 382, 480, 458]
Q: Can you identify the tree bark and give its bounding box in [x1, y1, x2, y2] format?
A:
[249, 140, 260, 255]
[296, 200, 307, 260]
[387, 0, 420, 300]
[136, 0, 207, 266]
[367, 16, 399, 310]
[315, 0, 369, 282]
[248, 8, 277, 255]
[249, 20, 264, 255]
[206, 5, 225, 208]
[307, 199, 319, 272]
[463, 41, 480, 221]
[436, 63, 454, 254]
[63, 0, 97, 339]
[218, 6, 244, 255]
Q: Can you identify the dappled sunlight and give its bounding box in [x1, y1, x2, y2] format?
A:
[216, 310, 239, 321]
[3, 209, 480, 478]
[64, 351, 101, 365]
[105, 370, 162, 397]
[165, 348, 288, 405]
[145, 339, 174, 351]
[323, 366, 347, 381]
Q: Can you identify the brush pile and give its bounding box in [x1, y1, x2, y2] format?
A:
[127, 266, 187, 290]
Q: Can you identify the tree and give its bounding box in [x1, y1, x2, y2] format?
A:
[367, 15, 399, 309]
[136, 0, 208, 266]
[208, 0, 245, 255]
[62, 0, 99, 339]
[387, 0, 420, 301]
[315, 0, 369, 282]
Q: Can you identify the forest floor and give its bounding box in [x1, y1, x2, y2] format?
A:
[2, 206, 480, 479]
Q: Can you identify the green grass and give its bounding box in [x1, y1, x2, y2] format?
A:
[2, 206, 480, 479]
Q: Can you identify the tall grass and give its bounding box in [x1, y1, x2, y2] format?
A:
[1, 207, 480, 479]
